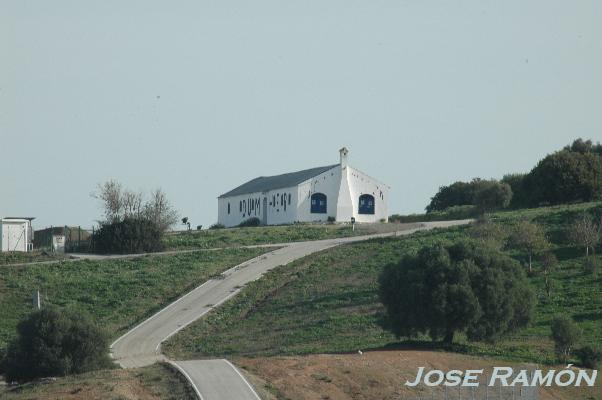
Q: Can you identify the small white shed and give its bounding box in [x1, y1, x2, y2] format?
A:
[0, 217, 35, 252]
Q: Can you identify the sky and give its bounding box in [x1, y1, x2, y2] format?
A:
[1, 1, 601, 229]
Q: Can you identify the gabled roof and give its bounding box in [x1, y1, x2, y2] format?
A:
[219, 164, 338, 198]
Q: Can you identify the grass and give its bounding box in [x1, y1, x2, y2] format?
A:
[0, 362, 196, 400]
[0, 251, 70, 266]
[165, 201, 602, 365]
[163, 223, 401, 250]
[0, 247, 271, 350]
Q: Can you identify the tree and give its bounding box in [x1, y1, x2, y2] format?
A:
[541, 252, 558, 298]
[473, 181, 513, 214]
[92, 181, 179, 232]
[550, 315, 581, 364]
[92, 180, 123, 223]
[508, 220, 550, 273]
[426, 181, 475, 212]
[144, 188, 179, 232]
[502, 173, 529, 209]
[1, 308, 111, 382]
[379, 241, 534, 345]
[569, 214, 600, 257]
[523, 149, 602, 206]
[468, 217, 508, 250]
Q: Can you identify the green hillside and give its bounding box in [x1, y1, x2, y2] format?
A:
[0, 247, 270, 350]
[165, 202, 602, 365]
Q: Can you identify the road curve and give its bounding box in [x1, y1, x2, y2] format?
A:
[110, 220, 471, 399]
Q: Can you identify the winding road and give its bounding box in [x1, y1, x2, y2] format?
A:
[110, 220, 470, 400]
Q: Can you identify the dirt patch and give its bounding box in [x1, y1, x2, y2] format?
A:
[236, 350, 600, 400]
[0, 363, 195, 400]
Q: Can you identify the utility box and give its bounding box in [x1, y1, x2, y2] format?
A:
[52, 235, 66, 253]
[0, 217, 35, 252]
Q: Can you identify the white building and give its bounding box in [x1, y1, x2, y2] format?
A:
[1, 217, 35, 252]
[217, 148, 389, 227]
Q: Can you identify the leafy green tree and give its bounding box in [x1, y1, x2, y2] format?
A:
[379, 241, 534, 345]
[508, 220, 550, 273]
[501, 173, 529, 208]
[524, 149, 602, 206]
[473, 181, 513, 214]
[2, 308, 111, 382]
[564, 138, 602, 155]
[426, 180, 476, 212]
[550, 315, 581, 364]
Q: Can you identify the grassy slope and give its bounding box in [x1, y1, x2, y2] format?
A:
[0, 363, 195, 400]
[163, 223, 402, 250]
[0, 247, 270, 350]
[0, 251, 70, 266]
[165, 202, 602, 365]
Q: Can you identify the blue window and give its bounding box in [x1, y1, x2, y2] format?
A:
[310, 193, 327, 214]
[228, 203, 230, 214]
[359, 194, 375, 214]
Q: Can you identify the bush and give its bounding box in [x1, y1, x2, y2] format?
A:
[327, 216, 336, 223]
[550, 315, 581, 364]
[379, 240, 534, 344]
[238, 217, 261, 227]
[209, 223, 225, 230]
[523, 148, 602, 206]
[1, 308, 111, 382]
[576, 346, 602, 369]
[473, 181, 513, 214]
[94, 217, 163, 254]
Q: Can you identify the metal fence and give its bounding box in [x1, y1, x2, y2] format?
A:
[34, 226, 95, 253]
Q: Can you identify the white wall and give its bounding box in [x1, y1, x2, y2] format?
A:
[296, 166, 341, 223]
[0, 220, 31, 252]
[217, 186, 298, 227]
[345, 166, 390, 223]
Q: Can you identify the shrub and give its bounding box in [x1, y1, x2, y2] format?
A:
[196, 225, 203, 230]
[209, 223, 225, 230]
[576, 346, 602, 369]
[238, 217, 261, 227]
[379, 240, 534, 344]
[523, 148, 602, 206]
[468, 218, 508, 250]
[94, 217, 163, 254]
[2, 308, 112, 382]
[473, 181, 513, 214]
[327, 216, 336, 223]
[550, 315, 581, 364]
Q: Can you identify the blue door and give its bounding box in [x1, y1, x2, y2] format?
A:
[358, 194, 375, 214]
[310, 193, 327, 214]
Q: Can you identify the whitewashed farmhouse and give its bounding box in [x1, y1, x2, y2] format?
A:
[217, 148, 389, 227]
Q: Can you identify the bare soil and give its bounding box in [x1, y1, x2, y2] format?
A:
[236, 350, 601, 400]
[0, 363, 195, 400]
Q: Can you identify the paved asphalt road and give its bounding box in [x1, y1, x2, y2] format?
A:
[110, 220, 470, 399]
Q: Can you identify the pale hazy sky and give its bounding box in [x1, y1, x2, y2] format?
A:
[1, 1, 601, 229]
